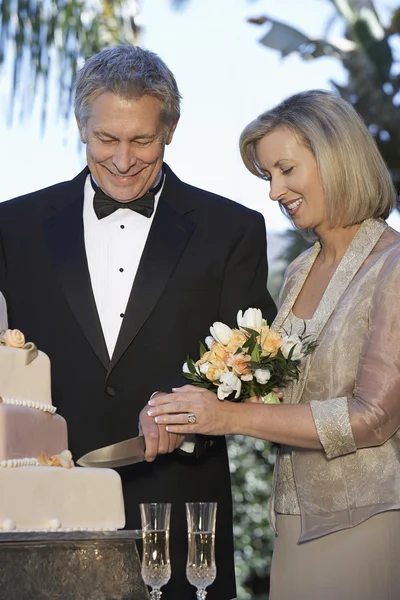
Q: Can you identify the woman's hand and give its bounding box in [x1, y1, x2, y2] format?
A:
[147, 385, 234, 436]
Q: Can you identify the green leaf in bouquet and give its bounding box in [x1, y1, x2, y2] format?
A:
[199, 341, 208, 357]
[182, 373, 200, 381]
[242, 337, 252, 350]
[242, 329, 258, 348]
[241, 326, 260, 336]
[250, 343, 260, 362]
[248, 360, 262, 370]
[304, 340, 319, 355]
[191, 380, 215, 391]
[186, 356, 198, 375]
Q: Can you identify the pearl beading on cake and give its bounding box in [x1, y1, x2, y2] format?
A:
[0, 458, 38, 468]
[0, 518, 118, 532]
[1, 397, 56, 414]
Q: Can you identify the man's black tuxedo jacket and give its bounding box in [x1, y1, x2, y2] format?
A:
[0, 164, 276, 599]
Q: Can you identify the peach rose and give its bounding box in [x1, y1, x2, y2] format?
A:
[196, 341, 229, 367]
[38, 449, 74, 469]
[197, 350, 211, 366]
[257, 325, 270, 341]
[2, 329, 25, 348]
[260, 328, 282, 357]
[227, 352, 252, 377]
[225, 329, 248, 353]
[205, 362, 229, 381]
[208, 341, 229, 364]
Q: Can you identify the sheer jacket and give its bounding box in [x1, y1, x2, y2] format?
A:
[272, 219, 400, 542]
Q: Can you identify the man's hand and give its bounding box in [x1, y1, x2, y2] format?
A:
[139, 392, 185, 462]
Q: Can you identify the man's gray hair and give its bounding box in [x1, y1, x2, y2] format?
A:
[75, 45, 181, 134]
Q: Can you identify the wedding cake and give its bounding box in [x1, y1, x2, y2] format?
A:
[0, 329, 126, 532]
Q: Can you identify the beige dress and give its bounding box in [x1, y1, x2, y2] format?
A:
[269, 219, 400, 599]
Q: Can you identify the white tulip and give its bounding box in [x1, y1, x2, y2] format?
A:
[217, 372, 241, 400]
[199, 362, 211, 374]
[281, 335, 304, 360]
[182, 362, 191, 373]
[237, 308, 263, 329]
[254, 368, 271, 384]
[205, 335, 214, 350]
[210, 322, 233, 345]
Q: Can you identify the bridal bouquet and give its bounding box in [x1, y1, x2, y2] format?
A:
[182, 308, 317, 403]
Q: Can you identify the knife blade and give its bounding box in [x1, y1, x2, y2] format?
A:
[76, 435, 146, 468]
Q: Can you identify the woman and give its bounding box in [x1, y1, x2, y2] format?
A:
[147, 90, 400, 599]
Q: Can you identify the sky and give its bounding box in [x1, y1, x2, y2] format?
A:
[1, 0, 400, 233]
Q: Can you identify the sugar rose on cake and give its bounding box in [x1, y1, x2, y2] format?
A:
[37, 449, 74, 469]
[0, 328, 26, 348]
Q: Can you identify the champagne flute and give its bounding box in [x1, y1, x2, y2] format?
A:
[186, 502, 217, 600]
[140, 503, 171, 600]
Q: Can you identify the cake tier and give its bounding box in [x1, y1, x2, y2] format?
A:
[0, 404, 68, 462]
[0, 347, 52, 405]
[0, 467, 126, 531]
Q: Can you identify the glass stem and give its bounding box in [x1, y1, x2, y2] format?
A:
[150, 590, 162, 600]
[196, 591, 207, 600]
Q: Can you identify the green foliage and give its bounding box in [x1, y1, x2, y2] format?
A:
[228, 435, 276, 599]
[249, 0, 400, 199]
[0, 0, 139, 125]
[279, 229, 314, 265]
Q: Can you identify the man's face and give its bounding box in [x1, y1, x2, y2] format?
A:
[77, 92, 176, 202]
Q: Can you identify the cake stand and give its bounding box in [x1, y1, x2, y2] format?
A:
[0, 530, 150, 600]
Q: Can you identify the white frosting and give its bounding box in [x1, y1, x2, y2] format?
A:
[2, 527, 118, 532]
[2, 519, 16, 531]
[0, 467, 126, 531]
[0, 347, 52, 405]
[0, 398, 56, 414]
[48, 518, 61, 530]
[0, 341, 126, 534]
[0, 458, 38, 468]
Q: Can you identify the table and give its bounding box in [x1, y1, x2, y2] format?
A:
[0, 530, 150, 600]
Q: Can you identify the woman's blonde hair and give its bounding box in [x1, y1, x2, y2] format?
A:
[240, 90, 397, 226]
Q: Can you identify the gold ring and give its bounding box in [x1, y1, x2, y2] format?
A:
[187, 413, 197, 424]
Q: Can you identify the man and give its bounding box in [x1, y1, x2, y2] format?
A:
[0, 45, 276, 599]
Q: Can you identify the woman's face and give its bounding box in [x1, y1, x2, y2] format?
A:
[256, 125, 328, 232]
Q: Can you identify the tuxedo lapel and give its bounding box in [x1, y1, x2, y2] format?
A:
[109, 168, 196, 371]
[44, 170, 110, 369]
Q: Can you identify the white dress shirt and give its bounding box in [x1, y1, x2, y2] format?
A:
[83, 175, 162, 358]
[83, 174, 194, 452]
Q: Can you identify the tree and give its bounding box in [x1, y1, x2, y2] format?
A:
[0, 0, 140, 125]
[249, 0, 400, 205]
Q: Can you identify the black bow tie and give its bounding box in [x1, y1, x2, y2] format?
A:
[92, 174, 163, 220]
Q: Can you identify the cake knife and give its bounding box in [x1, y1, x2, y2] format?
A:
[76, 435, 146, 468]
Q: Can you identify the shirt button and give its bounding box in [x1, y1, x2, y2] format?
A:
[120, 225, 125, 229]
[119, 268, 124, 272]
[106, 386, 117, 397]
[120, 313, 124, 318]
